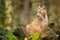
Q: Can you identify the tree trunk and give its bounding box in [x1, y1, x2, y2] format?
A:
[4, 0, 13, 31]
[20, 0, 29, 26]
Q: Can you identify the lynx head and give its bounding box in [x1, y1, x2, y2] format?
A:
[37, 5, 47, 20]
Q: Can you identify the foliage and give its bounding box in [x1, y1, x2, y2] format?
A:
[7, 30, 18, 40]
[0, 28, 18, 40]
[28, 32, 40, 40]
[13, 27, 25, 40]
[0, 0, 5, 25]
[0, 24, 4, 28]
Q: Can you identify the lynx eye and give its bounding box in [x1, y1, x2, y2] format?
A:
[40, 12, 41, 13]
[44, 8, 45, 10]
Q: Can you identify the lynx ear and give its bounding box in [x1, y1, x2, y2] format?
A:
[42, 5, 46, 9]
[37, 5, 41, 13]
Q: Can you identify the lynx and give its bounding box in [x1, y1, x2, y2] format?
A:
[25, 5, 48, 40]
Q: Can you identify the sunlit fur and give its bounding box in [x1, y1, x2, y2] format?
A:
[25, 5, 48, 40]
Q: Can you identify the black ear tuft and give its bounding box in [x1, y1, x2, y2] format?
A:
[37, 3, 40, 6]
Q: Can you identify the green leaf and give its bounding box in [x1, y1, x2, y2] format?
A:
[7, 30, 18, 40]
[28, 32, 40, 40]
